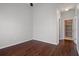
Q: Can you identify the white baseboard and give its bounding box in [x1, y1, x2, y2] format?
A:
[0, 40, 31, 49]
[32, 39, 59, 45]
[0, 39, 59, 49]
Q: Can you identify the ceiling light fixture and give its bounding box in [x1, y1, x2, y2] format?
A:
[65, 8, 69, 11]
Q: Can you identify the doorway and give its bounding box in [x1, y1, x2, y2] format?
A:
[64, 19, 73, 40]
[59, 8, 75, 41]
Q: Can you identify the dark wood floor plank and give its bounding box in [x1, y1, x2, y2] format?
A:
[0, 40, 78, 56]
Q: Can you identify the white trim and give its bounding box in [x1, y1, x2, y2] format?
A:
[78, 50, 79, 55]
[77, 45, 79, 55]
[0, 40, 31, 49]
[32, 39, 59, 45]
[0, 39, 59, 49]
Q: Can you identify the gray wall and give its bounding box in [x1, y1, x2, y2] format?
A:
[33, 3, 59, 44]
[77, 4, 79, 53]
[0, 3, 59, 49]
[0, 3, 32, 49]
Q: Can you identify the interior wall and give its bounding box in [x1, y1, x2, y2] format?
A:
[59, 9, 75, 40]
[33, 3, 59, 44]
[0, 3, 32, 49]
[0, 3, 76, 49]
[77, 4, 79, 54]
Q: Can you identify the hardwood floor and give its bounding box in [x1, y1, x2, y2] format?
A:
[0, 40, 78, 56]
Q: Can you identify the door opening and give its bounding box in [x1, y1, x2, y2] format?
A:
[64, 19, 73, 40]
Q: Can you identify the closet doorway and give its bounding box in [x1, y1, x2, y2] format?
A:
[64, 19, 73, 40]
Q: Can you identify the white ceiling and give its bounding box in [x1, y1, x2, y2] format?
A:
[57, 3, 76, 12]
